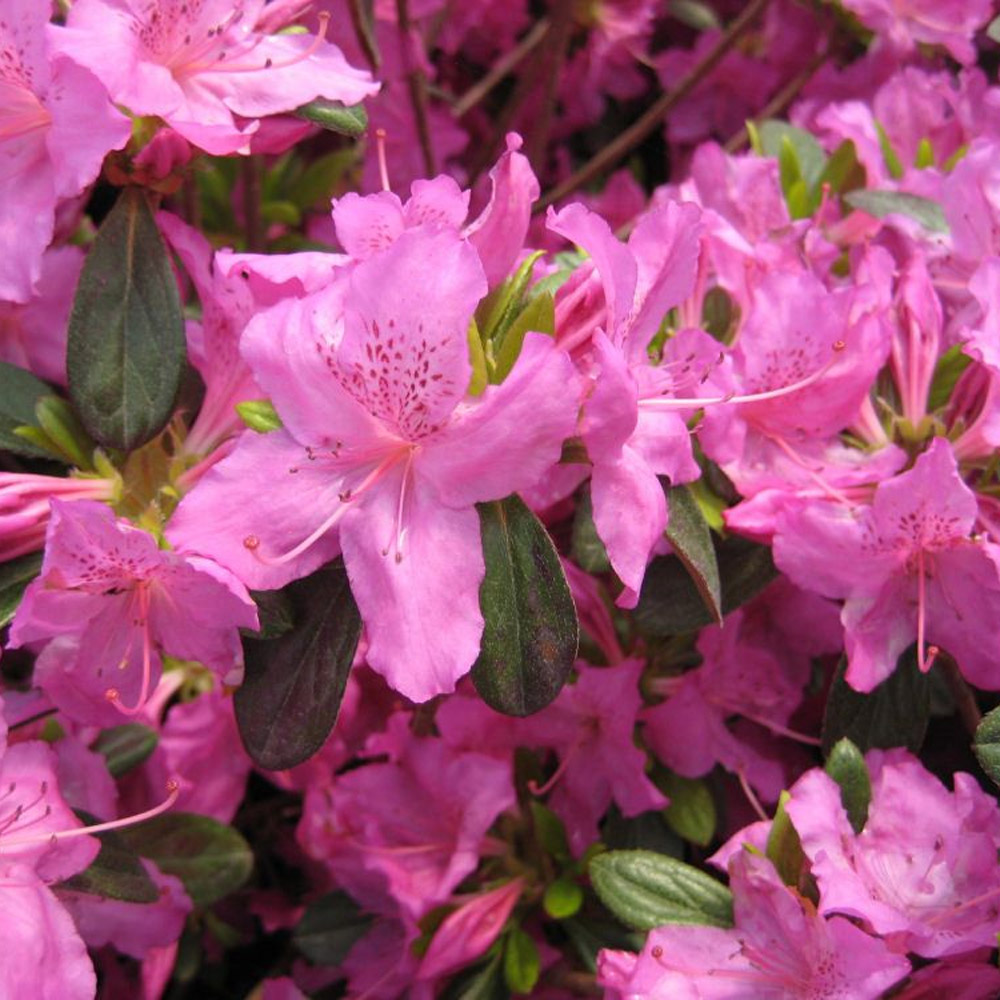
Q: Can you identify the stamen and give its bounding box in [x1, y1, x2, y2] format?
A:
[0, 779, 180, 852]
[375, 128, 391, 193]
[527, 744, 581, 797]
[737, 768, 768, 823]
[383, 449, 415, 562]
[916, 548, 939, 672]
[640, 341, 846, 411]
[105, 585, 154, 716]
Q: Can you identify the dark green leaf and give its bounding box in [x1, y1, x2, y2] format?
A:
[825, 737, 871, 833]
[120, 812, 253, 908]
[0, 551, 43, 628]
[570, 486, 611, 574]
[244, 587, 296, 640]
[603, 806, 683, 857]
[701, 286, 736, 342]
[503, 927, 539, 995]
[0, 362, 58, 458]
[294, 99, 368, 137]
[442, 949, 508, 1000]
[635, 535, 776, 637]
[531, 801, 571, 862]
[293, 891, 373, 966]
[664, 484, 722, 626]
[67, 186, 186, 451]
[589, 849, 734, 931]
[928, 344, 972, 411]
[818, 140, 866, 196]
[472, 495, 578, 716]
[845, 189, 949, 234]
[668, 0, 720, 29]
[660, 772, 716, 847]
[235, 560, 361, 770]
[93, 723, 159, 778]
[491, 292, 555, 384]
[822, 648, 931, 756]
[974, 705, 1000, 789]
[60, 813, 159, 904]
[562, 916, 643, 974]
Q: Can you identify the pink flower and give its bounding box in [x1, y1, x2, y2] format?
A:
[786, 748, 1000, 958]
[9, 500, 257, 723]
[0, 0, 130, 302]
[773, 438, 1000, 690]
[59, 0, 378, 155]
[597, 850, 910, 999]
[168, 226, 578, 701]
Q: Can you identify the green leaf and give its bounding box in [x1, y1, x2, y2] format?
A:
[603, 808, 682, 857]
[120, 812, 252, 908]
[468, 319, 488, 396]
[989, 13, 1000, 43]
[757, 121, 827, 191]
[472, 495, 578, 716]
[660, 772, 716, 847]
[663, 484, 722, 626]
[294, 99, 368, 137]
[914, 137, 935, 170]
[292, 891, 373, 966]
[503, 927, 540, 995]
[975, 706, 1000, 790]
[589, 850, 734, 931]
[236, 399, 283, 433]
[33, 395, 95, 468]
[93, 723, 159, 778]
[293, 150, 356, 210]
[562, 916, 643, 974]
[260, 200, 302, 227]
[845, 189, 949, 234]
[701, 286, 736, 342]
[0, 551, 43, 628]
[59, 815, 159, 904]
[235, 559, 362, 770]
[0, 362, 59, 458]
[635, 535, 776, 637]
[822, 648, 931, 756]
[443, 949, 508, 1000]
[245, 587, 296, 640]
[570, 486, 611, 574]
[668, 0, 720, 29]
[824, 737, 871, 834]
[477, 252, 545, 344]
[875, 122, 904, 180]
[531, 801, 571, 862]
[543, 879, 584, 920]
[818, 140, 865, 196]
[928, 344, 972, 411]
[491, 292, 555, 384]
[765, 792, 805, 887]
[67, 187, 186, 452]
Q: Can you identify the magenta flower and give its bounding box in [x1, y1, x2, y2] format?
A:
[59, 0, 378, 155]
[773, 438, 1000, 690]
[786, 749, 1000, 958]
[10, 500, 257, 722]
[597, 850, 910, 999]
[168, 227, 578, 701]
[0, 0, 130, 302]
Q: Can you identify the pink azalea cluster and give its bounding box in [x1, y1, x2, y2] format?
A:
[3, 0, 1000, 997]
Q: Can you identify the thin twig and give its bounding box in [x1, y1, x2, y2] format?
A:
[524, 0, 575, 175]
[395, 0, 436, 176]
[348, 0, 380, 71]
[242, 154, 264, 253]
[534, 0, 772, 213]
[451, 18, 550, 118]
[724, 46, 831, 153]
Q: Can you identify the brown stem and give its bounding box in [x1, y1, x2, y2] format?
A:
[395, 0, 436, 177]
[451, 18, 551, 118]
[723, 46, 831, 153]
[523, 0, 575, 175]
[944, 659, 982, 736]
[348, 0, 381, 71]
[534, 0, 772, 213]
[242, 154, 264, 253]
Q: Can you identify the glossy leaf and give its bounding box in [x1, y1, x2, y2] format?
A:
[588, 849, 734, 931]
[503, 927, 540, 995]
[491, 291, 555, 384]
[0, 362, 57, 459]
[93, 723, 159, 778]
[120, 812, 253, 908]
[974, 705, 1000, 790]
[60, 814, 159, 904]
[293, 891, 373, 966]
[294, 99, 368, 136]
[663, 484, 722, 626]
[570, 486, 611, 574]
[825, 737, 871, 834]
[822, 648, 931, 756]
[635, 534, 776, 636]
[0, 551, 43, 628]
[235, 560, 362, 770]
[660, 771, 716, 847]
[845, 189, 948, 234]
[236, 399, 283, 433]
[765, 792, 806, 888]
[67, 186, 186, 451]
[472, 495, 578, 716]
